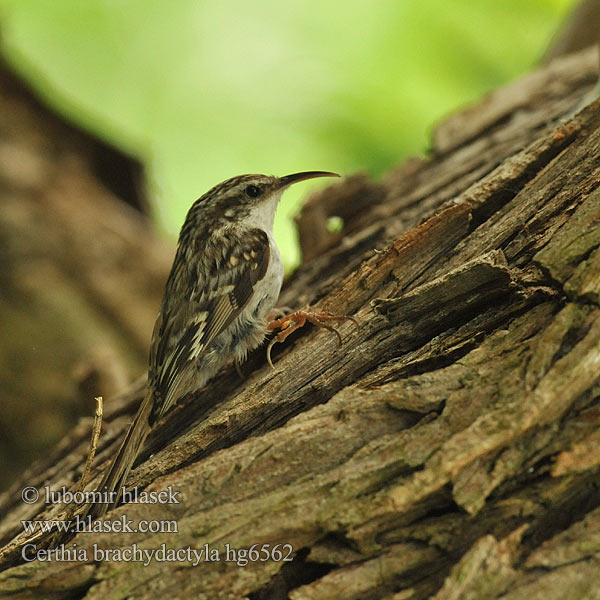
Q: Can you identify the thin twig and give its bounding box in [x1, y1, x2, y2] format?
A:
[76, 396, 103, 492]
[47, 397, 103, 548]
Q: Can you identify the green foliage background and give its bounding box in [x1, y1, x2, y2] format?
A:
[0, 0, 575, 267]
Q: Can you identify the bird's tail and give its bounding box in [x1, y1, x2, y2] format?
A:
[84, 389, 154, 520]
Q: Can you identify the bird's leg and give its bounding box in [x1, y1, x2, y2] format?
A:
[266, 307, 359, 368]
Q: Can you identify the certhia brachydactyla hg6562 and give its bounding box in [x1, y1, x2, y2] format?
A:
[85, 171, 344, 519]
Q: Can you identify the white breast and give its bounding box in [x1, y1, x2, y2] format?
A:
[229, 190, 285, 361]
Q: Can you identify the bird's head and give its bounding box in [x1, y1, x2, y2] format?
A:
[188, 171, 339, 231]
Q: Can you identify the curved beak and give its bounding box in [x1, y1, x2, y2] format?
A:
[276, 171, 339, 190]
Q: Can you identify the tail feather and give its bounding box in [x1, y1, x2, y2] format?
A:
[85, 390, 153, 520]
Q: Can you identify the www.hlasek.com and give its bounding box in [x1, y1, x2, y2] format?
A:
[22, 513, 178, 535]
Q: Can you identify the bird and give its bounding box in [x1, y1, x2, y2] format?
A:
[85, 171, 340, 519]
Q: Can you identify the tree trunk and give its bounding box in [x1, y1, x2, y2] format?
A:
[0, 58, 173, 489]
[1, 47, 599, 600]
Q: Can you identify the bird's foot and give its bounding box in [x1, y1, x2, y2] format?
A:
[266, 308, 359, 367]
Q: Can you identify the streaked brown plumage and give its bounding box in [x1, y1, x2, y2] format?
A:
[86, 171, 338, 519]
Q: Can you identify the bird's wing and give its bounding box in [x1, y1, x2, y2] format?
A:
[149, 228, 270, 420]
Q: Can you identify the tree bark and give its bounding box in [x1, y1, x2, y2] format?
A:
[0, 47, 599, 600]
[0, 58, 172, 489]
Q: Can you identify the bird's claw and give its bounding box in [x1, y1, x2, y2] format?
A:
[266, 308, 359, 368]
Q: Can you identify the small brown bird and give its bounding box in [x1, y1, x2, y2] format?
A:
[86, 171, 340, 519]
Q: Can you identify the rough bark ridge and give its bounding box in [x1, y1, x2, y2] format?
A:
[1, 48, 599, 599]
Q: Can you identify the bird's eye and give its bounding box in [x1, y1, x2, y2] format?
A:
[244, 185, 262, 198]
